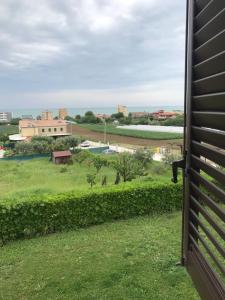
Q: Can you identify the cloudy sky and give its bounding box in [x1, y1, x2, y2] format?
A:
[0, 0, 186, 109]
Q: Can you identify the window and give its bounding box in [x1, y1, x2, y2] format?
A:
[60, 128, 63, 132]
[48, 128, 51, 132]
[54, 128, 57, 132]
[42, 129, 45, 133]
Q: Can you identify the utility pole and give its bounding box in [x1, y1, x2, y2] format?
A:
[104, 119, 107, 144]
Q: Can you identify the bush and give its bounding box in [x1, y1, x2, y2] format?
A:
[0, 182, 182, 244]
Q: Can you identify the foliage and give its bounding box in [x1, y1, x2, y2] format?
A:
[31, 136, 54, 144]
[73, 150, 93, 164]
[114, 172, 121, 185]
[162, 152, 182, 166]
[10, 118, 21, 125]
[101, 175, 107, 186]
[86, 173, 97, 188]
[91, 155, 108, 173]
[162, 114, 184, 126]
[111, 152, 147, 182]
[0, 182, 182, 244]
[80, 124, 183, 140]
[134, 148, 153, 167]
[15, 142, 34, 154]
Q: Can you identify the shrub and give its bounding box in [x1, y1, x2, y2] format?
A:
[0, 182, 182, 244]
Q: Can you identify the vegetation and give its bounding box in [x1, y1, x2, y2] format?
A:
[14, 136, 80, 155]
[0, 154, 174, 202]
[0, 181, 182, 244]
[111, 152, 147, 182]
[0, 125, 18, 142]
[79, 124, 183, 140]
[0, 213, 199, 300]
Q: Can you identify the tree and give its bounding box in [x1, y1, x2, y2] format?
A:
[134, 148, 153, 167]
[111, 112, 124, 119]
[31, 141, 50, 153]
[63, 136, 80, 148]
[102, 175, 107, 186]
[10, 118, 21, 125]
[74, 150, 92, 165]
[86, 173, 96, 188]
[15, 142, 33, 154]
[114, 172, 120, 185]
[92, 156, 107, 173]
[111, 152, 146, 182]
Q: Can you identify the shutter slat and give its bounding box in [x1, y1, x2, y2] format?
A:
[195, 0, 212, 14]
[193, 92, 225, 111]
[192, 111, 225, 131]
[192, 126, 225, 149]
[195, 8, 225, 47]
[194, 71, 225, 95]
[194, 50, 225, 79]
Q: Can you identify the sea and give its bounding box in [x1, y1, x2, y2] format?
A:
[10, 106, 184, 118]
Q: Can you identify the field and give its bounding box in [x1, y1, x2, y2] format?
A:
[79, 124, 183, 140]
[0, 156, 172, 203]
[73, 125, 183, 148]
[0, 212, 199, 300]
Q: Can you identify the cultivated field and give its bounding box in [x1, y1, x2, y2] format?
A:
[73, 124, 183, 148]
[1, 212, 199, 300]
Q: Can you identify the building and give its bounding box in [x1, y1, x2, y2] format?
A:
[41, 110, 53, 120]
[0, 112, 12, 123]
[19, 119, 71, 138]
[117, 105, 128, 117]
[152, 110, 177, 121]
[21, 115, 33, 120]
[131, 112, 150, 118]
[52, 150, 72, 164]
[95, 113, 111, 120]
[59, 108, 68, 120]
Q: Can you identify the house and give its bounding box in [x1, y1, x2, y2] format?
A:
[152, 110, 177, 120]
[52, 151, 72, 164]
[131, 112, 150, 118]
[19, 119, 72, 138]
[95, 114, 111, 120]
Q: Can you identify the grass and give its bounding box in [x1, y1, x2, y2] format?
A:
[79, 124, 183, 140]
[0, 156, 172, 203]
[0, 212, 199, 300]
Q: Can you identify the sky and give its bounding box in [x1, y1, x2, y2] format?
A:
[0, 0, 186, 109]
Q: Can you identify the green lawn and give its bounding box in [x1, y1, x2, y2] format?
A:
[0, 157, 171, 203]
[79, 124, 183, 140]
[0, 212, 199, 300]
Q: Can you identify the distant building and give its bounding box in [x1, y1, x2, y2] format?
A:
[21, 115, 33, 120]
[131, 112, 150, 118]
[59, 108, 68, 120]
[19, 119, 71, 138]
[152, 110, 177, 121]
[42, 110, 53, 120]
[52, 151, 72, 164]
[0, 112, 12, 123]
[95, 113, 111, 120]
[117, 105, 128, 117]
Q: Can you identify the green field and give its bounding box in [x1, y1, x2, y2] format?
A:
[0, 156, 171, 203]
[0, 212, 199, 300]
[79, 124, 183, 140]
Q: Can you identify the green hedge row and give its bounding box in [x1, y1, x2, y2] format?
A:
[0, 182, 182, 244]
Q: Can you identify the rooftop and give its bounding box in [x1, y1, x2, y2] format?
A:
[52, 150, 72, 158]
[19, 119, 68, 128]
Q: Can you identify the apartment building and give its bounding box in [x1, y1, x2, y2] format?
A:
[0, 112, 12, 123]
[117, 105, 129, 117]
[59, 108, 68, 120]
[41, 110, 53, 120]
[19, 120, 71, 138]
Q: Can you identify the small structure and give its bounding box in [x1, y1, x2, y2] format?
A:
[52, 150, 72, 164]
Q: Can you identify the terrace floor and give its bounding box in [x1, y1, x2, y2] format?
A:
[0, 212, 199, 300]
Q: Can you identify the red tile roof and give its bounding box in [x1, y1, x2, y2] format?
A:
[52, 151, 72, 158]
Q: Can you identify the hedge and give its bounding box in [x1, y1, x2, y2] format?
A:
[0, 182, 182, 245]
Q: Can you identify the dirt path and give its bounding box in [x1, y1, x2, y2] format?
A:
[72, 125, 183, 149]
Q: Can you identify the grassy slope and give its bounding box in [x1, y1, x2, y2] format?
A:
[0, 157, 171, 203]
[79, 124, 183, 140]
[0, 212, 199, 300]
